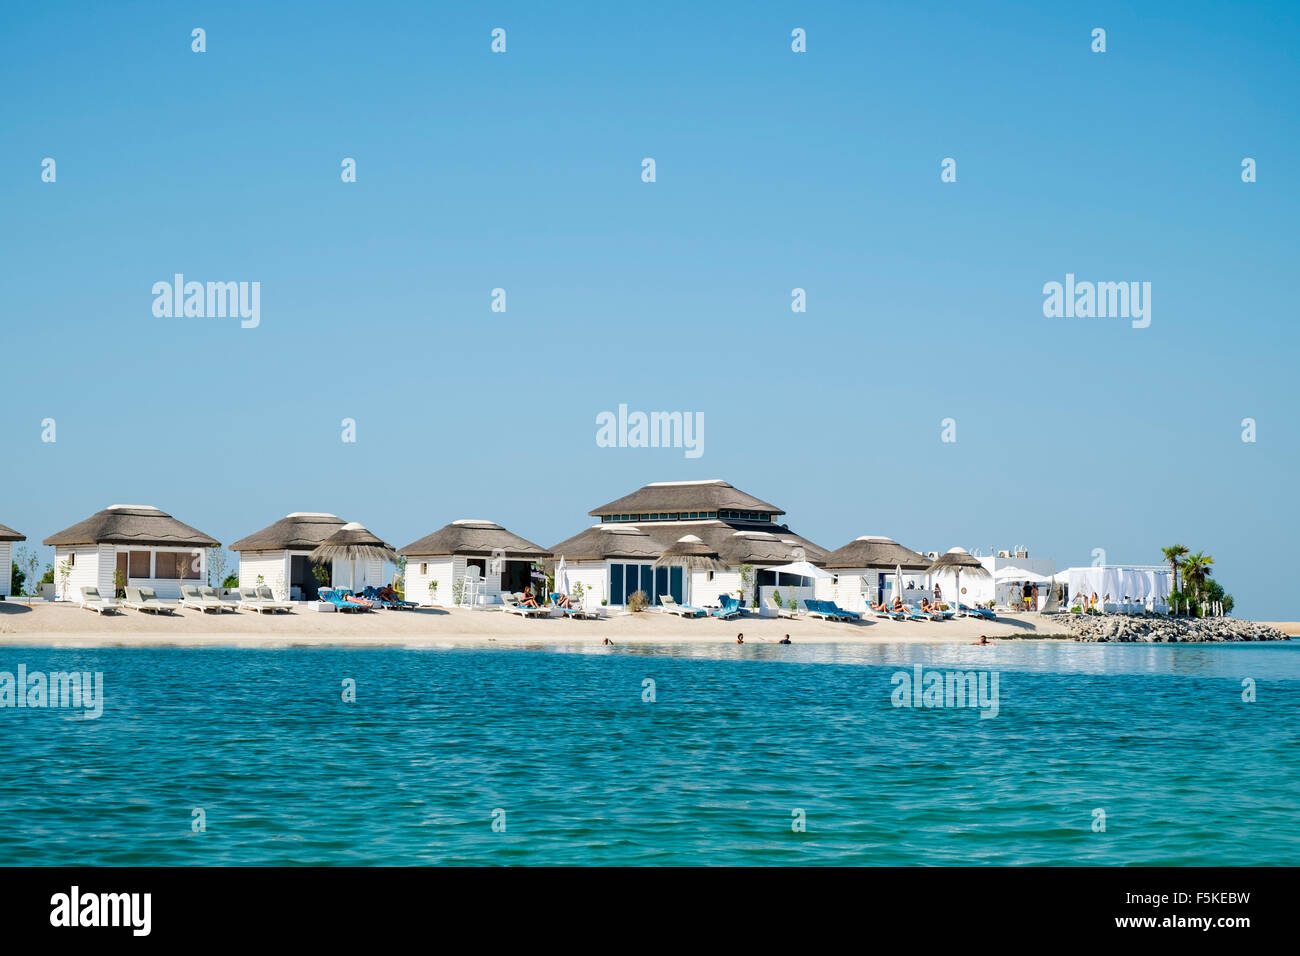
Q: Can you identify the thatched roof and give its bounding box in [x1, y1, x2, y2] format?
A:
[589, 480, 784, 517]
[229, 513, 346, 552]
[927, 547, 990, 576]
[309, 523, 397, 564]
[823, 535, 932, 571]
[550, 519, 827, 567]
[654, 534, 727, 571]
[0, 523, 25, 542]
[548, 525, 665, 562]
[43, 505, 219, 548]
[398, 519, 552, 559]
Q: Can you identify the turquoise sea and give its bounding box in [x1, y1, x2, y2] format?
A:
[0, 641, 1295, 865]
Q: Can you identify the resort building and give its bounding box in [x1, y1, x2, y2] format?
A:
[399, 520, 552, 606]
[821, 535, 935, 613]
[549, 480, 828, 609]
[43, 504, 219, 600]
[0, 523, 24, 598]
[229, 512, 391, 600]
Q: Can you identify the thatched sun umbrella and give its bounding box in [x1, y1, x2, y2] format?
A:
[654, 534, 727, 572]
[309, 522, 397, 592]
[926, 547, 990, 613]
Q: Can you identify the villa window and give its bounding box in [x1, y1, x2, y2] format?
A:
[420, 563, 428, 575]
[128, 550, 151, 578]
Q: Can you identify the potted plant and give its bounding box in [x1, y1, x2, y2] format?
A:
[113, 569, 126, 599]
[428, 580, 439, 604]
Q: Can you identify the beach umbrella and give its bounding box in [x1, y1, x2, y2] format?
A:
[893, 564, 904, 601]
[555, 556, 569, 596]
[765, 559, 832, 580]
[993, 566, 1052, 583]
[309, 522, 397, 591]
[926, 548, 991, 611]
[654, 535, 727, 572]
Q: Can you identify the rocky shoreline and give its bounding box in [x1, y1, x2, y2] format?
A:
[1044, 614, 1289, 643]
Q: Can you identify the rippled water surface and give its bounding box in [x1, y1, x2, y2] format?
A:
[0, 641, 1295, 865]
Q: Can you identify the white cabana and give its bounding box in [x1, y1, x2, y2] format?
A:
[1063, 566, 1172, 612]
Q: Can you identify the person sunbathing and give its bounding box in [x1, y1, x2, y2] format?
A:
[870, 599, 887, 612]
[520, 587, 540, 608]
[343, 592, 373, 608]
[377, 585, 399, 604]
[555, 593, 573, 608]
[892, 598, 904, 612]
[920, 599, 936, 614]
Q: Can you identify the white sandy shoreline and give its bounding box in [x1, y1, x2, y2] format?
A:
[1, 601, 1295, 649]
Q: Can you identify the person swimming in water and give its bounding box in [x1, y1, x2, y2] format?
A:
[736, 633, 744, 644]
[779, 634, 791, 644]
[970, 635, 991, 646]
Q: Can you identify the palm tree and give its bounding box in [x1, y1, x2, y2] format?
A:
[1181, 552, 1214, 606]
[1161, 544, 1189, 592]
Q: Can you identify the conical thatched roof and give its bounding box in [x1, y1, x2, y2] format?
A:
[589, 480, 784, 517]
[926, 547, 990, 576]
[548, 525, 665, 562]
[229, 513, 346, 552]
[0, 523, 25, 542]
[823, 535, 931, 571]
[309, 523, 397, 564]
[398, 519, 551, 558]
[654, 534, 727, 571]
[43, 505, 218, 548]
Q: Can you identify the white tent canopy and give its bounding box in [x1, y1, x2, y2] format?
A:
[1064, 566, 1172, 607]
[766, 560, 833, 580]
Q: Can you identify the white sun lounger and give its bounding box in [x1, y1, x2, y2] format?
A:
[255, 585, 294, 613]
[79, 586, 121, 615]
[123, 586, 177, 614]
[180, 585, 222, 614]
[660, 595, 704, 618]
[200, 586, 238, 612]
[762, 594, 798, 618]
[500, 592, 549, 617]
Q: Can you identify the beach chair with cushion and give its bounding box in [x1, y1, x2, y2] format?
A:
[660, 595, 705, 618]
[500, 592, 549, 617]
[763, 594, 797, 618]
[802, 599, 832, 621]
[179, 585, 216, 613]
[79, 586, 121, 614]
[136, 586, 179, 614]
[254, 586, 295, 612]
[317, 588, 366, 612]
[960, 604, 997, 620]
[199, 586, 238, 613]
[822, 600, 860, 622]
[123, 586, 175, 614]
[237, 587, 271, 613]
[711, 595, 742, 620]
[902, 604, 936, 622]
[360, 585, 416, 610]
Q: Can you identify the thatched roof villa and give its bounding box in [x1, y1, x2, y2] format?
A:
[399, 520, 551, 606]
[548, 480, 827, 610]
[230, 512, 393, 600]
[43, 505, 219, 600]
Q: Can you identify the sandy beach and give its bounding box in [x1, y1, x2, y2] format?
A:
[0, 600, 1086, 648]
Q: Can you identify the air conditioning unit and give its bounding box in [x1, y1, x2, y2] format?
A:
[997, 550, 1010, 558]
[1015, 550, 1028, 559]
[926, 551, 938, 559]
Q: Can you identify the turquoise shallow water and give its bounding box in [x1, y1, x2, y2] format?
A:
[0, 641, 1295, 865]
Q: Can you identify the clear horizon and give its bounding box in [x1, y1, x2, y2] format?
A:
[2, 1, 1297, 617]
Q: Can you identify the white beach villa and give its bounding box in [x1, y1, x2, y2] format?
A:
[399, 520, 552, 607]
[820, 535, 935, 613]
[0, 523, 24, 598]
[43, 504, 219, 601]
[548, 480, 828, 611]
[229, 512, 388, 600]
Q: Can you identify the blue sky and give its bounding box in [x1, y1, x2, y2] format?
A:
[2, 1, 1297, 616]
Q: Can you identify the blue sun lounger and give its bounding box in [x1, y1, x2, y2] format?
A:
[960, 604, 997, 620]
[319, 588, 368, 612]
[712, 595, 742, 620]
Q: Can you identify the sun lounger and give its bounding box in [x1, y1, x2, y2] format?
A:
[319, 588, 370, 612]
[711, 595, 742, 620]
[79, 585, 121, 614]
[763, 594, 797, 618]
[660, 595, 705, 618]
[136, 586, 180, 614]
[123, 586, 177, 614]
[199, 586, 238, 613]
[823, 600, 860, 621]
[549, 593, 600, 619]
[500, 592, 549, 617]
[360, 585, 416, 610]
[804, 599, 858, 622]
[255, 586, 295, 612]
[960, 604, 997, 620]
[902, 604, 937, 622]
[179, 585, 216, 613]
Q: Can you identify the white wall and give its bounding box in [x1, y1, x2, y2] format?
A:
[0, 542, 10, 597]
[238, 552, 290, 595]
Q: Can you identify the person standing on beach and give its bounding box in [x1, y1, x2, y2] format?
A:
[1031, 583, 1039, 611]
